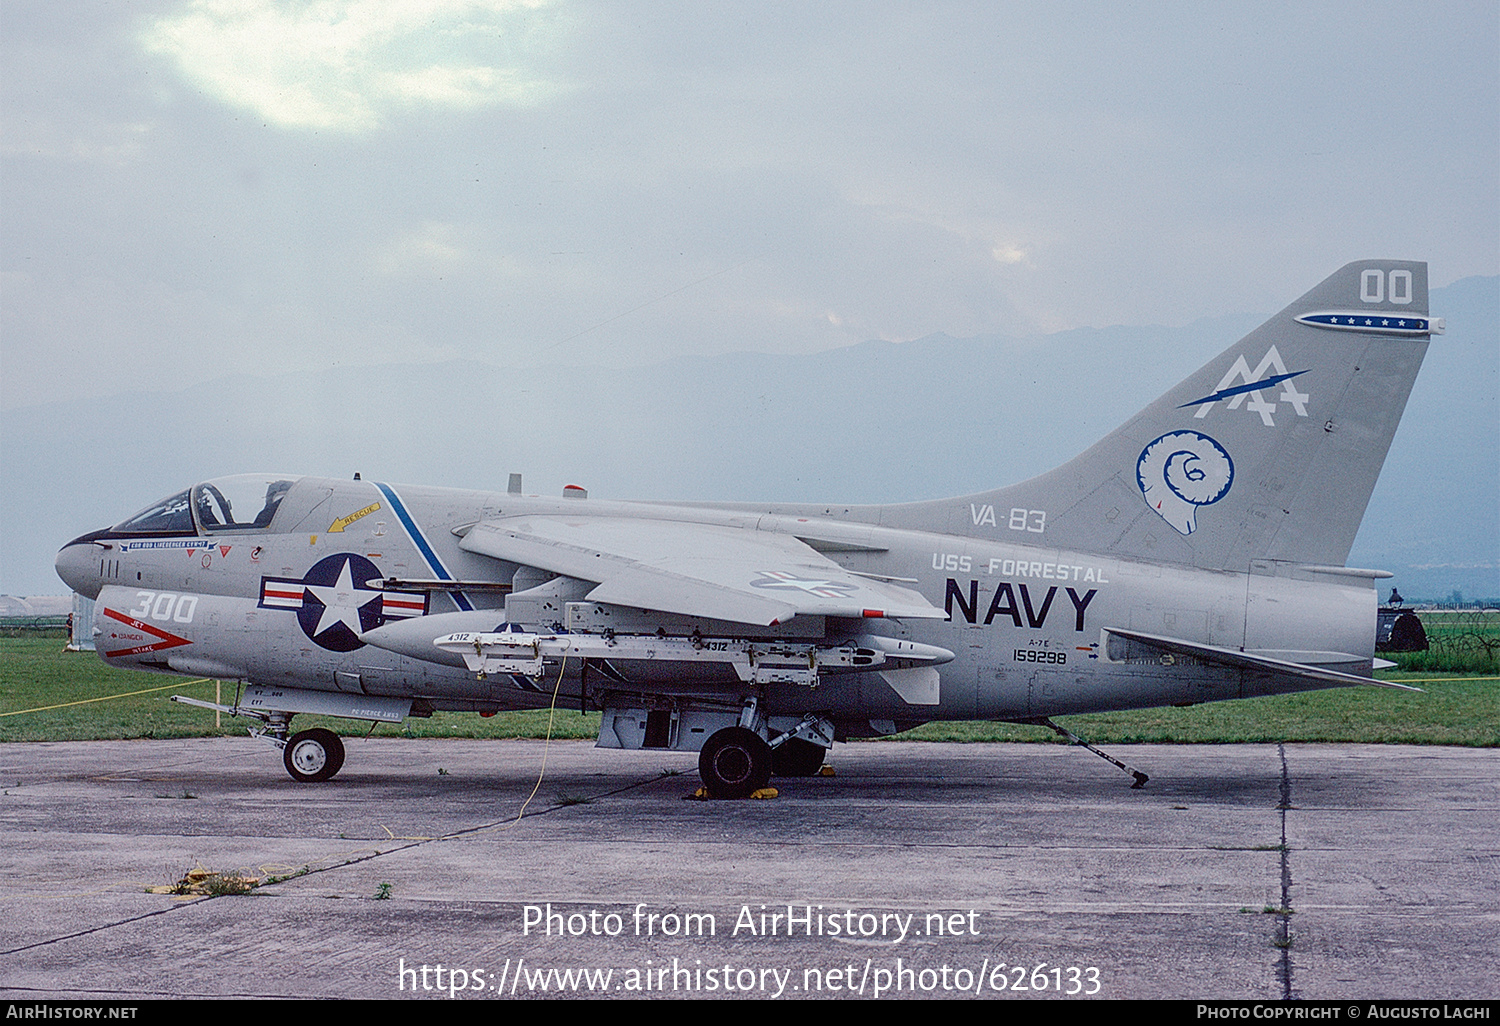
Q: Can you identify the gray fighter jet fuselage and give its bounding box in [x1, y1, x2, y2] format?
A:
[55, 260, 1438, 796]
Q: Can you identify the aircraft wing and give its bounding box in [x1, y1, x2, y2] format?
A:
[1101, 628, 1423, 691]
[458, 515, 945, 626]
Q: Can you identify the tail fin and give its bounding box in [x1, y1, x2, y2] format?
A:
[906, 261, 1438, 571]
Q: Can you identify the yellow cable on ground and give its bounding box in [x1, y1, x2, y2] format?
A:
[0, 678, 213, 717]
[507, 656, 569, 827]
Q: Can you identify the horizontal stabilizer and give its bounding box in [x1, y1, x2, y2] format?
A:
[1102, 628, 1423, 692]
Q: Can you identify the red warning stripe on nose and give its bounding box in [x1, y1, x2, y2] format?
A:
[101, 606, 193, 658]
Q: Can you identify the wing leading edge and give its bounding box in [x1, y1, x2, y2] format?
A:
[458, 515, 944, 626]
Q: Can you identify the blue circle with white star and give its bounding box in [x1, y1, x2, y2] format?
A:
[295, 553, 386, 652]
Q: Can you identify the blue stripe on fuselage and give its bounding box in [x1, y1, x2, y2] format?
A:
[373, 482, 474, 612]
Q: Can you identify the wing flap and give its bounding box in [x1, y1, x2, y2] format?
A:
[459, 515, 943, 626]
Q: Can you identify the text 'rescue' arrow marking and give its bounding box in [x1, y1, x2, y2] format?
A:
[328, 502, 381, 533]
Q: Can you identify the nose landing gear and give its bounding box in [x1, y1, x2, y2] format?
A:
[283, 728, 346, 783]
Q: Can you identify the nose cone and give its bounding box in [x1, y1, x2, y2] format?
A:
[56, 535, 105, 599]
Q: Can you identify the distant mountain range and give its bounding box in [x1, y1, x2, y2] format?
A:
[4, 276, 1494, 601]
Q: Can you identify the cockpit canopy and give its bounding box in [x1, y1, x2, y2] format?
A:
[113, 475, 300, 535]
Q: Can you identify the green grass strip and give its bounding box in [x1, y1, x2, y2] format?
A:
[3, 633, 1496, 746]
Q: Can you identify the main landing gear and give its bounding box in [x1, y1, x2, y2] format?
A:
[771, 736, 827, 777]
[698, 727, 773, 798]
[696, 706, 834, 797]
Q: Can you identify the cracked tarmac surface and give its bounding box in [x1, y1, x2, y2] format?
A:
[1, 738, 1495, 999]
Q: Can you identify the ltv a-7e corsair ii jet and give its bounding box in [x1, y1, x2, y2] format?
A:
[57, 260, 1438, 797]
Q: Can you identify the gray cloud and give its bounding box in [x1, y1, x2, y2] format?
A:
[3, 1, 1495, 415]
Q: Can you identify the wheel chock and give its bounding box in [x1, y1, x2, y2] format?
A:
[685, 786, 780, 800]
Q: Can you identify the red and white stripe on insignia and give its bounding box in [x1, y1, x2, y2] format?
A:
[378, 593, 427, 618]
[260, 582, 305, 609]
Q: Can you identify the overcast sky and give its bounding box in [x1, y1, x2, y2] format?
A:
[3, 0, 1496, 413]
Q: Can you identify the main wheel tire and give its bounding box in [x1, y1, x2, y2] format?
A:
[283, 728, 345, 783]
[772, 736, 827, 777]
[698, 727, 772, 798]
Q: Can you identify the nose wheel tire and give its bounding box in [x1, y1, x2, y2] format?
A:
[283, 728, 346, 783]
[698, 727, 773, 798]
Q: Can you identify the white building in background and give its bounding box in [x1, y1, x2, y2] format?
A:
[70, 594, 96, 651]
[0, 594, 91, 649]
[0, 594, 71, 617]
